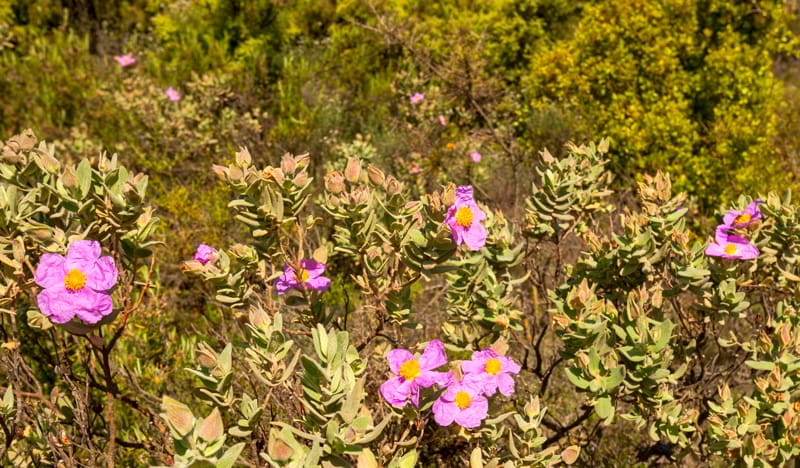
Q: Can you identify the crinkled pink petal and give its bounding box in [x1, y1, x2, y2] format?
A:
[386, 349, 414, 374]
[85, 256, 117, 291]
[454, 395, 488, 428]
[275, 266, 298, 294]
[705, 242, 725, 257]
[193, 244, 216, 264]
[432, 398, 457, 426]
[35, 254, 66, 289]
[455, 186, 474, 204]
[496, 373, 516, 396]
[37, 287, 76, 324]
[415, 370, 449, 388]
[305, 275, 331, 291]
[418, 340, 447, 371]
[300, 259, 326, 276]
[462, 224, 488, 251]
[735, 243, 760, 260]
[66, 240, 101, 271]
[380, 377, 413, 407]
[722, 211, 741, 227]
[500, 355, 521, 374]
[72, 290, 113, 324]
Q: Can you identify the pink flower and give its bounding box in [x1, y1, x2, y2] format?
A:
[380, 340, 450, 407]
[722, 199, 763, 228]
[410, 93, 425, 104]
[35, 240, 118, 324]
[408, 163, 421, 175]
[705, 226, 759, 260]
[165, 86, 181, 101]
[192, 244, 216, 265]
[469, 151, 482, 163]
[437, 115, 447, 126]
[115, 54, 136, 68]
[275, 259, 331, 294]
[445, 185, 488, 251]
[432, 374, 489, 428]
[461, 349, 521, 396]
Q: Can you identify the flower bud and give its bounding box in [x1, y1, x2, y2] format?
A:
[325, 171, 345, 194]
[385, 176, 402, 195]
[281, 154, 296, 174]
[367, 164, 385, 186]
[344, 157, 361, 182]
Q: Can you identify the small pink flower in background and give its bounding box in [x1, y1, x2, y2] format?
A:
[722, 199, 763, 228]
[408, 163, 421, 175]
[437, 115, 447, 126]
[410, 93, 425, 104]
[275, 258, 331, 294]
[461, 349, 521, 396]
[35, 240, 118, 324]
[705, 226, 759, 260]
[165, 86, 181, 101]
[469, 151, 482, 163]
[380, 340, 450, 407]
[115, 54, 136, 68]
[432, 374, 489, 428]
[192, 244, 216, 265]
[445, 185, 488, 251]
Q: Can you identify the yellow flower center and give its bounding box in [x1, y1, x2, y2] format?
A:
[297, 268, 309, 283]
[399, 359, 421, 381]
[484, 358, 502, 375]
[455, 391, 472, 410]
[455, 206, 473, 228]
[64, 269, 87, 291]
[734, 213, 751, 225]
[724, 244, 737, 255]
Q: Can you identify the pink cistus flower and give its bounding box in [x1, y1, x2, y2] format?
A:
[410, 93, 425, 104]
[705, 225, 759, 260]
[445, 185, 488, 251]
[165, 86, 181, 101]
[192, 244, 216, 265]
[380, 340, 450, 407]
[437, 115, 447, 126]
[432, 374, 489, 428]
[34, 240, 118, 324]
[469, 151, 482, 163]
[722, 199, 763, 228]
[115, 54, 136, 68]
[408, 163, 421, 175]
[461, 349, 521, 396]
[275, 259, 331, 294]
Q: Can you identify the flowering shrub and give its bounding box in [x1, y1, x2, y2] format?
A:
[5, 126, 800, 466]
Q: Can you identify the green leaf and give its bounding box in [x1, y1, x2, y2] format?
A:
[216, 442, 245, 468]
[565, 367, 590, 389]
[744, 360, 774, 371]
[595, 396, 614, 420]
[76, 159, 92, 199]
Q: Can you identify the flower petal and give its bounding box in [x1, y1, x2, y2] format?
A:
[85, 256, 118, 291]
[35, 254, 66, 289]
[380, 377, 413, 407]
[66, 240, 101, 271]
[454, 395, 488, 428]
[72, 290, 113, 324]
[300, 259, 326, 277]
[37, 287, 76, 323]
[497, 374, 516, 396]
[416, 370, 449, 388]
[455, 186, 474, 204]
[432, 399, 457, 427]
[462, 224, 488, 251]
[305, 275, 331, 291]
[419, 339, 447, 371]
[386, 349, 414, 374]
